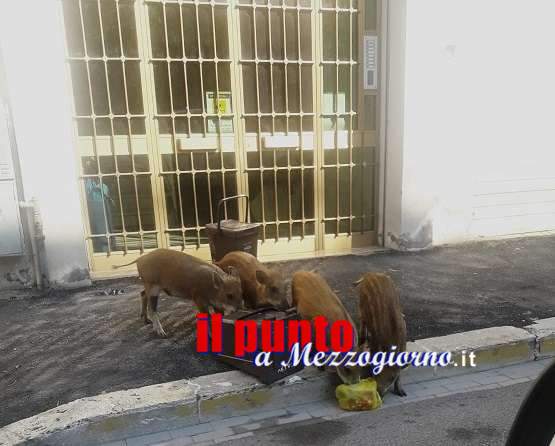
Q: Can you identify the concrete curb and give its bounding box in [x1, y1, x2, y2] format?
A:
[524, 317, 555, 359]
[1, 319, 554, 445]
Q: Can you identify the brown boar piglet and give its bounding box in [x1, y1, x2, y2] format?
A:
[292, 270, 360, 385]
[355, 272, 407, 397]
[114, 248, 242, 337]
[217, 251, 290, 309]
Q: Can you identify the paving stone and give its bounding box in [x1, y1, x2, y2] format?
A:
[422, 377, 452, 388]
[508, 377, 537, 385]
[276, 412, 312, 425]
[448, 374, 481, 386]
[191, 428, 234, 443]
[472, 372, 508, 385]
[409, 386, 445, 398]
[331, 411, 357, 420]
[214, 433, 254, 444]
[126, 431, 172, 446]
[306, 402, 344, 418]
[402, 341, 437, 384]
[191, 441, 214, 446]
[210, 415, 252, 429]
[155, 438, 193, 446]
[287, 401, 327, 416]
[478, 383, 502, 391]
[443, 380, 479, 392]
[528, 359, 553, 371]
[232, 422, 263, 433]
[498, 370, 535, 380]
[169, 424, 213, 439]
[249, 409, 288, 421]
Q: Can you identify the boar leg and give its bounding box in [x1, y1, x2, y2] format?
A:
[392, 374, 407, 397]
[145, 284, 167, 337]
[140, 290, 151, 324]
[194, 297, 208, 314]
[149, 295, 166, 338]
[358, 321, 367, 347]
[192, 293, 216, 315]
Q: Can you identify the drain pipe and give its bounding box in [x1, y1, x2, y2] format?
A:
[19, 199, 43, 289]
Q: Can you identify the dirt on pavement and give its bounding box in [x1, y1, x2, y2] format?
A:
[1, 235, 554, 427]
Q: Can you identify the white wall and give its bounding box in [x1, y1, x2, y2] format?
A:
[385, 0, 555, 249]
[0, 0, 90, 285]
[1, 0, 553, 284]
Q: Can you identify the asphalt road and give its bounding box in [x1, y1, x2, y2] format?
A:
[2, 235, 555, 427]
[224, 382, 534, 446]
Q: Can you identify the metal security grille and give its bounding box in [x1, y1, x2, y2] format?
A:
[238, 0, 316, 244]
[145, 0, 240, 249]
[320, 0, 377, 243]
[62, 0, 160, 263]
[61, 0, 380, 273]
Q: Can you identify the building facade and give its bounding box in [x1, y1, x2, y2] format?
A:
[1, 0, 554, 287]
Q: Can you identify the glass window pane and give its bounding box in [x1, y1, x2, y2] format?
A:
[240, 8, 255, 60]
[119, 0, 139, 58]
[182, 4, 199, 59]
[199, 5, 215, 59]
[82, 0, 103, 57]
[99, 0, 121, 57]
[62, 0, 85, 57]
[148, 3, 166, 58]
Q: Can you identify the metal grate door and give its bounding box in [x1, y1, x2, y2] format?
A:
[62, 0, 162, 273]
[236, 0, 317, 258]
[145, 0, 241, 259]
[319, 0, 378, 252]
[61, 0, 380, 274]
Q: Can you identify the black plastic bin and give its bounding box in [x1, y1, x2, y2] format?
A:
[206, 195, 260, 262]
[215, 307, 305, 384]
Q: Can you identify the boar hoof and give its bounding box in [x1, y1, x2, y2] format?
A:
[154, 325, 167, 338]
[393, 377, 407, 397]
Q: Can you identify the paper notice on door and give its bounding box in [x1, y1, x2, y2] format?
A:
[206, 92, 233, 133]
[363, 35, 378, 90]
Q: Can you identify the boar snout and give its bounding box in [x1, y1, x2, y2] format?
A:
[255, 269, 289, 309]
[337, 365, 362, 385]
[214, 266, 243, 313]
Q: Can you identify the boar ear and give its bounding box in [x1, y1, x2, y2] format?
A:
[255, 269, 270, 285]
[352, 277, 363, 287]
[212, 271, 223, 290]
[226, 266, 240, 279]
[356, 341, 370, 354]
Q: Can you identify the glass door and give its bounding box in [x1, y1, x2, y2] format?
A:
[62, 0, 380, 273]
[236, 0, 317, 258]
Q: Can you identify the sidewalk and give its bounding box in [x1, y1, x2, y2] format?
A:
[52, 358, 555, 446]
[1, 235, 555, 427]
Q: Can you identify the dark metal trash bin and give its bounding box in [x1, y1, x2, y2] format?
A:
[206, 195, 260, 262]
[215, 307, 305, 384]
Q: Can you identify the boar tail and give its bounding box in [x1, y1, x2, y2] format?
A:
[112, 260, 138, 269]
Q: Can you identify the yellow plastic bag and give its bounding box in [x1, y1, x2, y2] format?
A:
[335, 378, 383, 411]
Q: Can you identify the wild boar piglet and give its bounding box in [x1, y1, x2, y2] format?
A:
[355, 272, 407, 397]
[115, 248, 242, 337]
[217, 251, 290, 309]
[292, 270, 361, 385]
